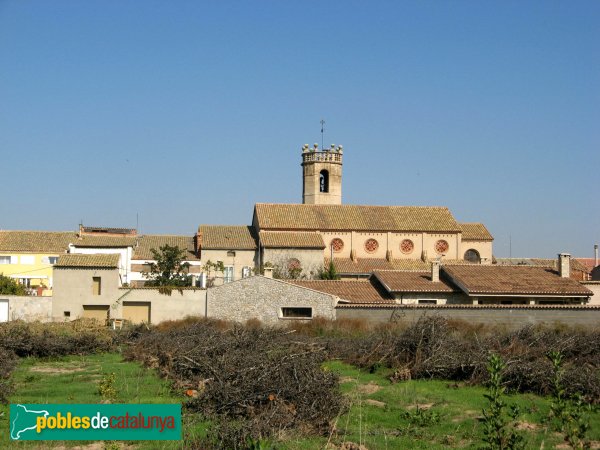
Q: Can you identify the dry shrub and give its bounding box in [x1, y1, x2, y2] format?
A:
[125, 320, 345, 447]
[310, 316, 600, 402]
[0, 320, 114, 358]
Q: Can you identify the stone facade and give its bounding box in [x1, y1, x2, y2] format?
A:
[207, 275, 337, 324]
[261, 248, 324, 279]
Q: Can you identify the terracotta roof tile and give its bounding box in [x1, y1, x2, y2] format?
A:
[198, 225, 257, 250]
[442, 265, 592, 296]
[55, 253, 120, 268]
[260, 231, 325, 249]
[328, 257, 431, 274]
[494, 258, 589, 275]
[459, 223, 493, 241]
[0, 231, 75, 253]
[289, 279, 395, 304]
[71, 235, 137, 248]
[254, 203, 461, 232]
[133, 235, 200, 261]
[373, 270, 457, 293]
[327, 257, 395, 274]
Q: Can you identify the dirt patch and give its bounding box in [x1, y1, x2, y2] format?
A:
[406, 403, 434, 410]
[516, 421, 538, 431]
[54, 443, 136, 450]
[357, 382, 381, 395]
[339, 376, 356, 384]
[30, 366, 86, 375]
[365, 399, 386, 408]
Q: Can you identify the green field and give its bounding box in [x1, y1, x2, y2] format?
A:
[1, 354, 598, 449]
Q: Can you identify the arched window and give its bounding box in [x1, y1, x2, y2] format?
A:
[320, 170, 329, 193]
[464, 249, 481, 263]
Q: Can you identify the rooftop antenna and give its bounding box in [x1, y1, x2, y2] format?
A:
[320, 119, 325, 150]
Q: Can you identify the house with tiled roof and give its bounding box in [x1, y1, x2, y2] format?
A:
[0, 230, 75, 295]
[196, 225, 258, 285]
[295, 254, 592, 311]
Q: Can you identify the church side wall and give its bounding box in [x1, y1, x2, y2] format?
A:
[460, 240, 493, 262]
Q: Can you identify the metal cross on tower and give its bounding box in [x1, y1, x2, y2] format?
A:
[320, 119, 325, 150]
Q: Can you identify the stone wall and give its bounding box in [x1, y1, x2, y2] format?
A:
[337, 305, 600, 327]
[0, 295, 52, 322]
[207, 275, 337, 324]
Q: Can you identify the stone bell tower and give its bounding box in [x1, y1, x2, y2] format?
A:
[301, 143, 343, 205]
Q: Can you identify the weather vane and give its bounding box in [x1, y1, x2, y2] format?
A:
[320, 119, 325, 150]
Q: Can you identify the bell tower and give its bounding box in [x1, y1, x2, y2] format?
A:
[301, 143, 343, 205]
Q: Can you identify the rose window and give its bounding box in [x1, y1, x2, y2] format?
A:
[364, 238, 379, 253]
[435, 239, 449, 254]
[330, 238, 344, 253]
[400, 239, 414, 254]
[287, 258, 301, 271]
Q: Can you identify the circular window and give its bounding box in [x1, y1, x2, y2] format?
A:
[400, 239, 414, 254]
[464, 249, 481, 263]
[287, 258, 301, 271]
[364, 238, 379, 253]
[330, 238, 344, 253]
[435, 240, 449, 254]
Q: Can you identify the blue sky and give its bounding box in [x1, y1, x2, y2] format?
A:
[1, 1, 598, 258]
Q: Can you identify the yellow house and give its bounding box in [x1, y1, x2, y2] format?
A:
[0, 231, 75, 296]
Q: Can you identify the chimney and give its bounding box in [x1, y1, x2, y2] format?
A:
[263, 266, 274, 279]
[595, 244, 598, 268]
[558, 253, 571, 278]
[431, 259, 440, 283]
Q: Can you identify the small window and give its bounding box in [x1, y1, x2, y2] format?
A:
[48, 257, 59, 265]
[64, 311, 71, 317]
[20, 255, 35, 265]
[92, 277, 102, 295]
[0, 256, 10, 265]
[418, 299, 437, 305]
[464, 249, 480, 263]
[281, 307, 313, 319]
[319, 170, 329, 193]
[242, 266, 252, 278]
[224, 266, 234, 283]
[227, 251, 236, 257]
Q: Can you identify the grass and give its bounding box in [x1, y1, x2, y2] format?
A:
[283, 361, 600, 449]
[2, 355, 599, 449]
[0, 353, 207, 449]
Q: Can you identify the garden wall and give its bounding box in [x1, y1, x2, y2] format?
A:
[0, 295, 52, 322]
[336, 304, 600, 327]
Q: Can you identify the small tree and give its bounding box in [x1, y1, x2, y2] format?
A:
[142, 245, 191, 287]
[202, 260, 225, 287]
[319, 261, 340, 280]
[0, 274, 27, 295]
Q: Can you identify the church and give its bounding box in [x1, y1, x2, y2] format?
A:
[197, 143, 494, 282]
